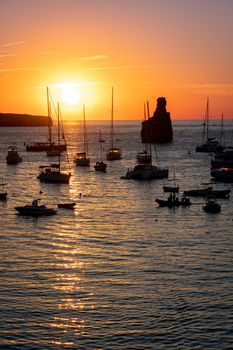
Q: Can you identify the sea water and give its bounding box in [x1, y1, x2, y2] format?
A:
[0, 120, 233, 349]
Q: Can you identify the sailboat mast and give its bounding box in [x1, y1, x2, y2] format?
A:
[83, 104, 88, 155]
[144, 102, 148, 153]
[57, 103, 61, 170]
[146, 101, 151, 157]
[110, 87, 114, 150]
[99, 130, 103, 161]
[220, 113, 224, 145]
[47, 87, 52, 145]
[206, 97, 209, 140]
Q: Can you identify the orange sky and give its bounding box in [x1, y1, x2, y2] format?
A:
[1, 0, 233, 120]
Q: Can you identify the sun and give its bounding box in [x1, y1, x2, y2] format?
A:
[60, 84, 82, 105]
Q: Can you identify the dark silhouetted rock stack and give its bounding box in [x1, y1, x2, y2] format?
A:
[141, 97, 173, 143]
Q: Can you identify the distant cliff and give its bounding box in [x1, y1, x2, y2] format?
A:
[141, 97, 173, 143]
[0, 113, 53, 127]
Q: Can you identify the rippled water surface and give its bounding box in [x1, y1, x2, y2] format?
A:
[0, 120, 233, 349]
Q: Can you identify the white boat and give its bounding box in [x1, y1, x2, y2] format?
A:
[74, 104, 90, 166]
[38, 103, 71, 184]
[106, 87, 122, 160]
[15, 198, 57, 216]
[196, 98, 225, 153]
[94, 130, 107, 172]
[6, 146, 22, 164]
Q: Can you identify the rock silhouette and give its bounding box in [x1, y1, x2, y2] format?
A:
[141, 97, 173, 143]
[0, 113, 52, 127]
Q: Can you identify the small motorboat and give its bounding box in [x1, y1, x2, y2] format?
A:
[6, 146, 22, 164]
[15, 198, 57, 216]
[203, 196, 221, 213]
[184, 186, 230, 198]
[94, 161, 107, 172]
[57, 202, 76, 210]
[155, 194, 191, 208]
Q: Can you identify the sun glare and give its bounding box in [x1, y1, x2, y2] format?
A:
[60, 84, 82, 105]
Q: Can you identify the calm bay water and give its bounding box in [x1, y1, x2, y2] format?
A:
[0, 120, 233, 349]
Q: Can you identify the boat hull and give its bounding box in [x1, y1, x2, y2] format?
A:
[184, 187, 230, 198]
[124, 165, 168, 180]
[57, 202, 76, 209]
[94, 161, 107, 172]
[26, 143, 66, 152]
[15, 205, 57, 216]
[37, 171, 71, 183]
[106, 148, 122, 160]
[211, 168, 233, 183]
[203, 203, 221, 213]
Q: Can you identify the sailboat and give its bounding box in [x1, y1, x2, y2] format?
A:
[123, 143, 168, 180]
[26, 87, 67, 152]
[106, 87, 122, 160]
[74, 104, 90, 166]
[37, 103, 71, 184]
[163, 171, 179, 193]
[136, 102, 152, 164]
[94, 130, 107, 172]
[196, 98, 225, 153]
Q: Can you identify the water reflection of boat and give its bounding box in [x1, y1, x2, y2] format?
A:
[15, 198, 57, 216]
[6, 146, 22, 164]
[203, 196, 221, 213]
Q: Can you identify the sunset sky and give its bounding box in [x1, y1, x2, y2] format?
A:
[1, 0, 233, 120]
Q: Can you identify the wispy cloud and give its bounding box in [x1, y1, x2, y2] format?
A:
[79, 55, 107, 61]
[185, 83, 233, 95]
[87, 65, 153, 70]
[0, 67, 43, 72]
[0, 54, 15, 58]
[1, 40, 27, 47]
[38, 51, 64, 55]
